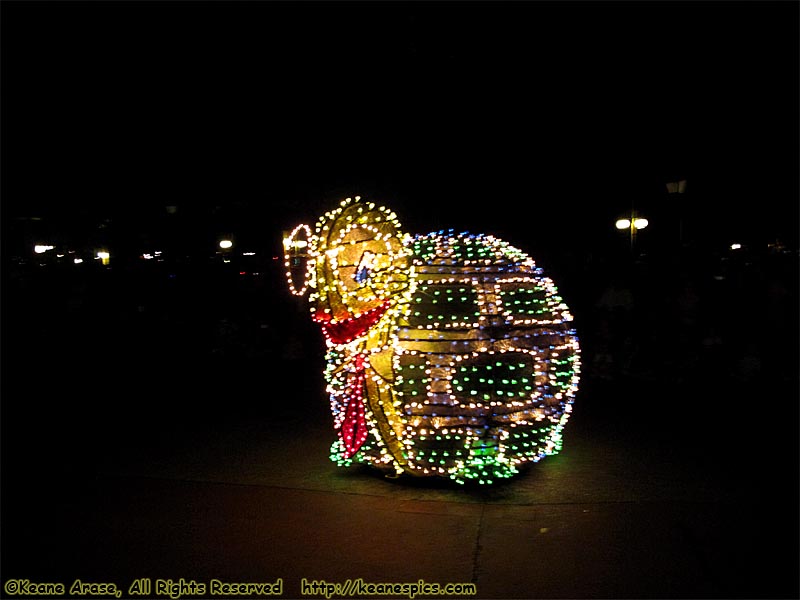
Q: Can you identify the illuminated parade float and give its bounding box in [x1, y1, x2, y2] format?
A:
[284, 196, 581, 485]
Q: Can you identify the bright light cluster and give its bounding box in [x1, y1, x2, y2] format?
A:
[285, 197, 581, 485]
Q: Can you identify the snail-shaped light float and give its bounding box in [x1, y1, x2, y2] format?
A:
[284, 196, 581, 485]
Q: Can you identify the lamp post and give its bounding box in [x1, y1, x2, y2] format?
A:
[219, 238, 233, 263]
[615, 214, 649, 252]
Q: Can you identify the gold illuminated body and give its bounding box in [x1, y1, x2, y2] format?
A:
[285, 196, 581, 484]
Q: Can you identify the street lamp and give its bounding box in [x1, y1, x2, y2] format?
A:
[615, 214, 649, 251]
[218, 238, 234, 263]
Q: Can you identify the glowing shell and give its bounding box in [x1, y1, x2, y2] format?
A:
[285, 196, 581, 484]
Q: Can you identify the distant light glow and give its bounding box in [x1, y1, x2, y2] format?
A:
[219, 240, 233, 249]
[616, 218, 648, 230]
[243, 252, 256, 256]
[730, 243, 742, 250]
[34, 245, 54, 254]
[74, 258, 83, 264]
[97, 251, 110, 259]
[142, 253, 154, 260]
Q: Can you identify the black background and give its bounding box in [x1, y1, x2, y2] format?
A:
[2, 0, 798, 251]
[1, 3, 799, 597]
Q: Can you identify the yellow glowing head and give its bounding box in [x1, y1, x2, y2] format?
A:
[307, 197, 411, 329]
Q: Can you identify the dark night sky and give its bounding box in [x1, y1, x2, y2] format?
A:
[2, 0, 798, 252]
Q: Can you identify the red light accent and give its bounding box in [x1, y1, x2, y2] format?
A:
[341, 354, 368, 458]
[318, 300, 390, 345]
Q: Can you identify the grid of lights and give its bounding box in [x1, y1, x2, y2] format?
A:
[285, 196, 581, 484]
